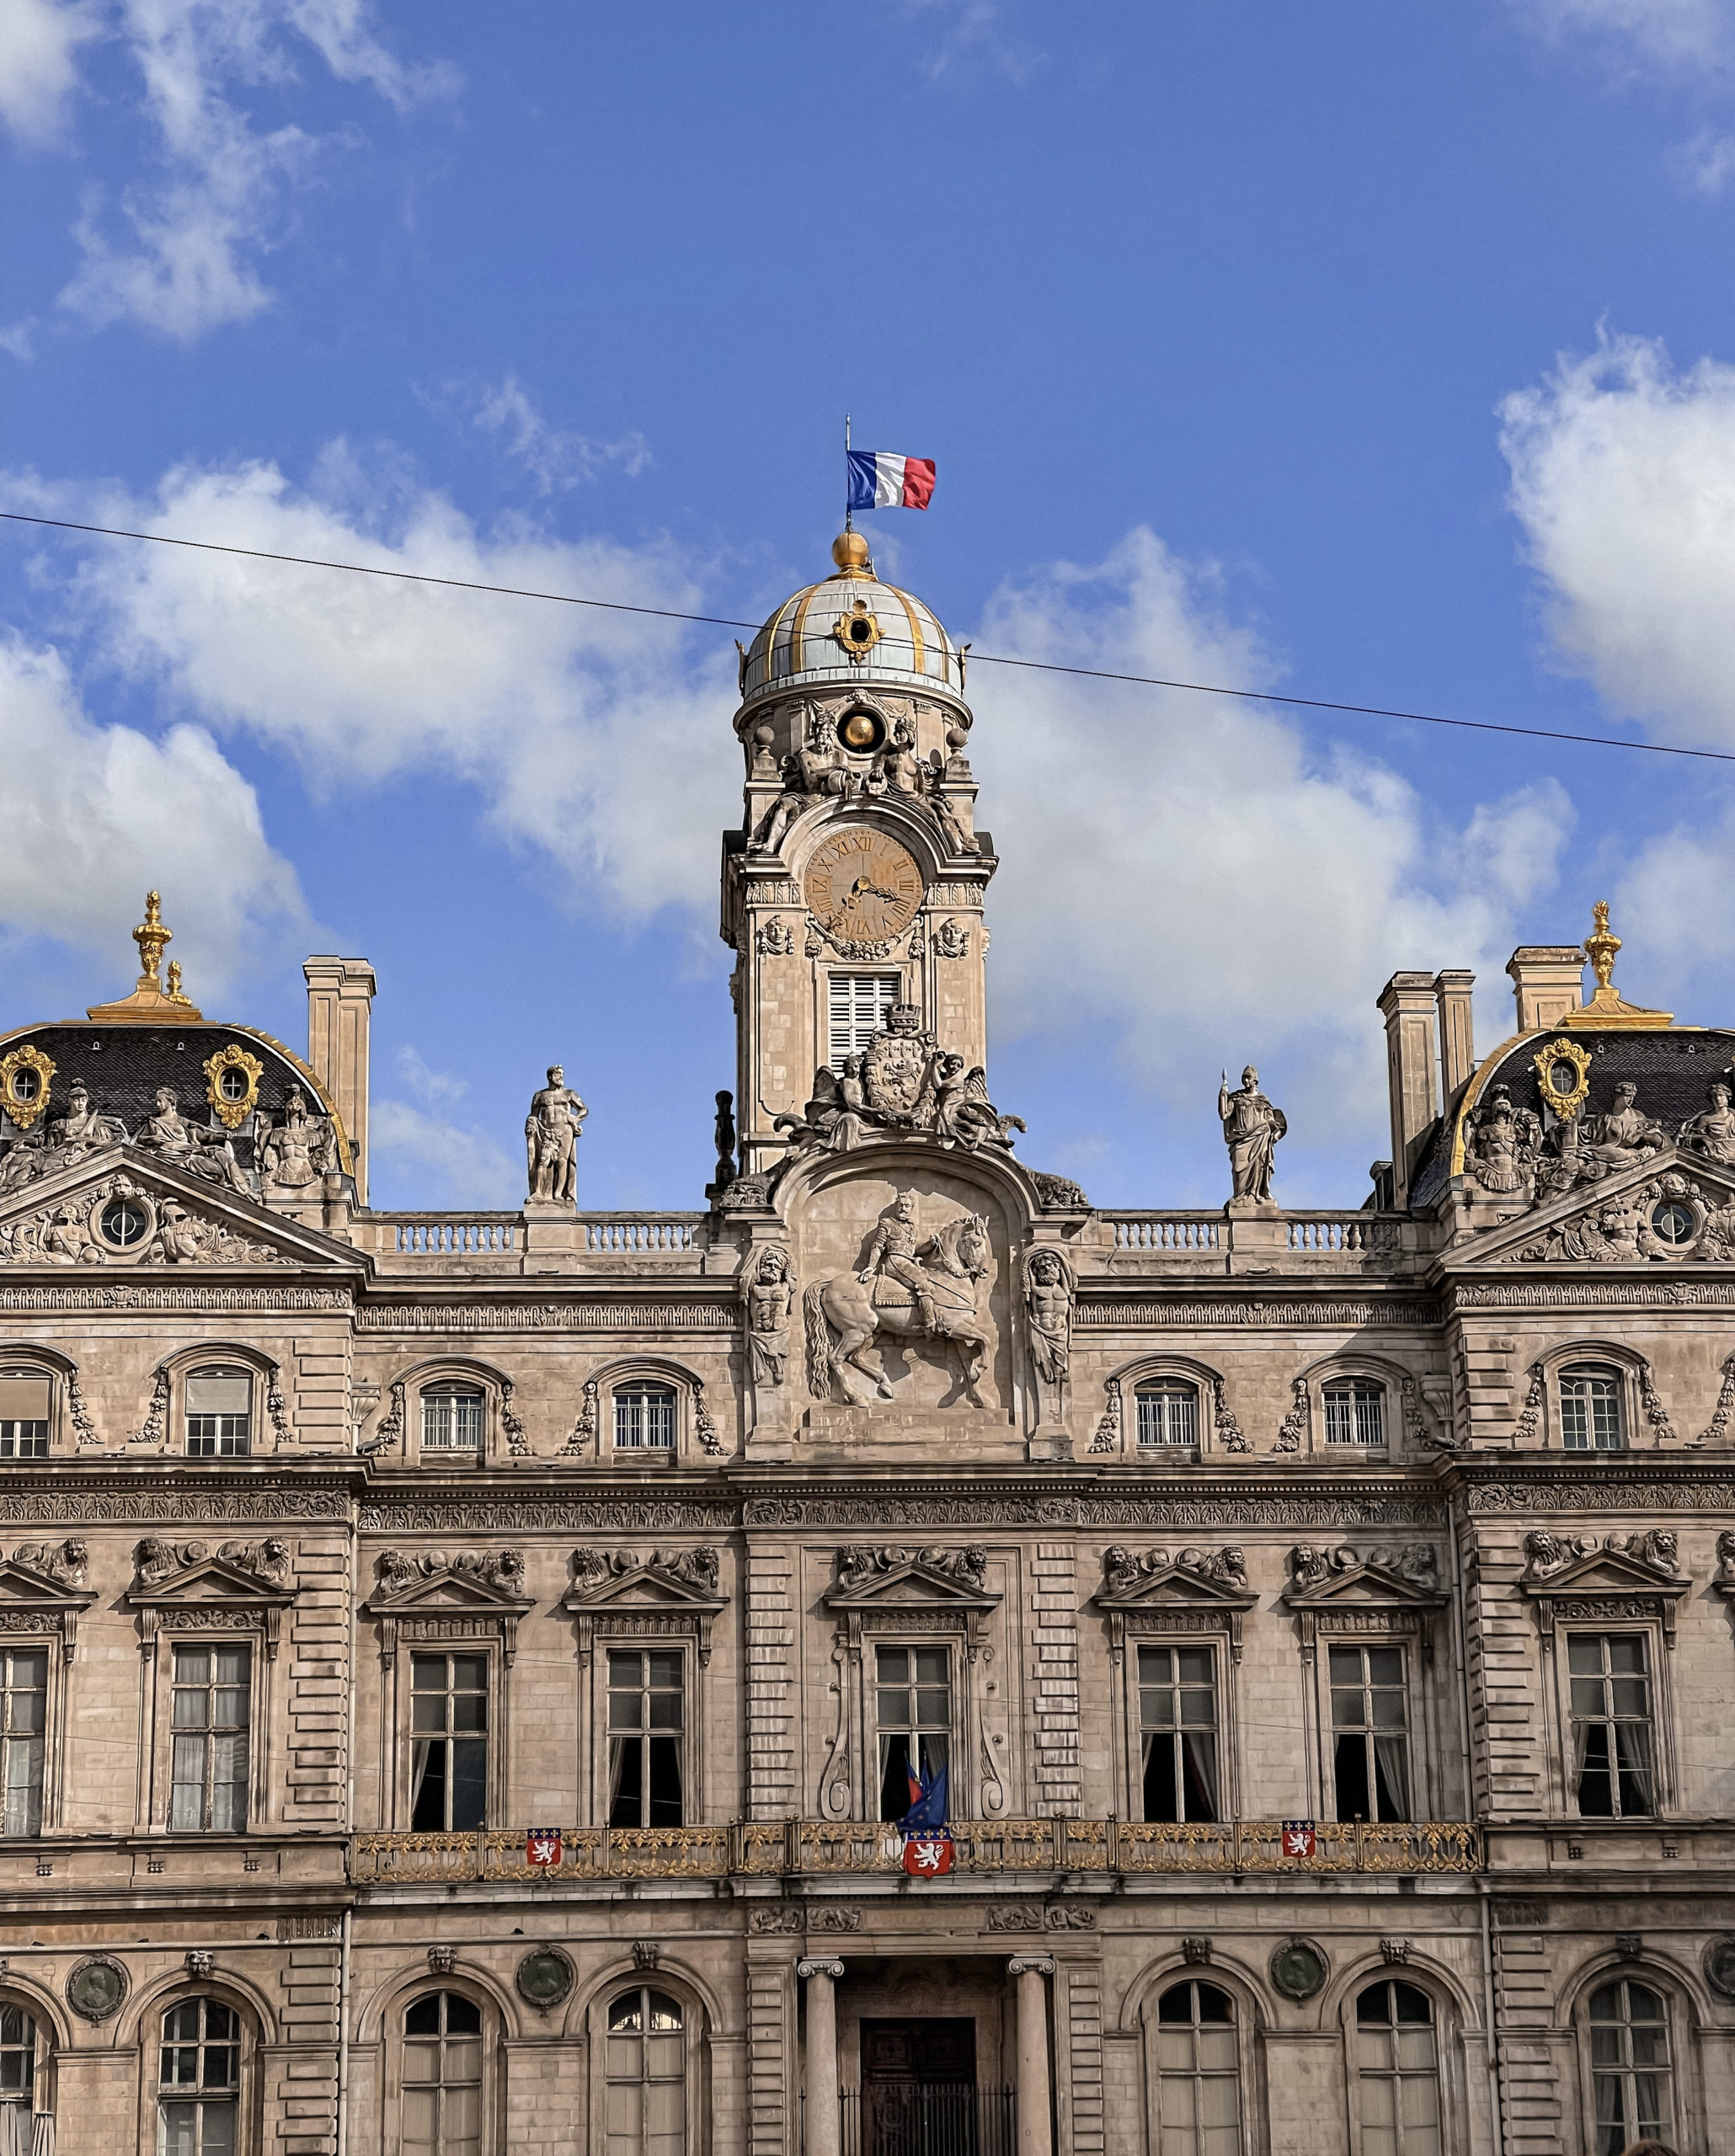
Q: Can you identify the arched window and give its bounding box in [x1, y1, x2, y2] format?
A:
[0, 2004, 35, 2132]
[1560, 1365, 1624, 1452]
[403, 1992, 483, 2156]
[613, 1385, 675, 1453]
[604, 1988, 686, 2156]
[0, 1369, 51, 1460]
[1154, 1979, 1240, 2156]
[1323, 1380, 1385, 1447]
[1353, 1981, 1441, 2156]
[159, 1996, 241, 2155]
[1586, 1977, 1674, 2155]
[185, 1368, 253, 1458]
[1135, 1382, 1199, 1449]
[421, 1385, 484, 1455]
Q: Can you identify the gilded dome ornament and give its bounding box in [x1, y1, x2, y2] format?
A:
[204, 1041, 265, 1129]
[1566, 899, 1672, 1028]
[830, 597, 883, 664]
[1532, 1035, 1591, 1121]
[86, 889, 206, 1022]
[0, 1044, 55, 1131]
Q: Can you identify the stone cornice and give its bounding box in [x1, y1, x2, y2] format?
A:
[354, 1295, 742, 1331]
[1077, 1292, 1441, 1330]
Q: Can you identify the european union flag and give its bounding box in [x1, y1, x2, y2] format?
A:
[897, 1764, 949, 1836]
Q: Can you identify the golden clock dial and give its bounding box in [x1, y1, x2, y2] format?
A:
[803, 829, 924, 939]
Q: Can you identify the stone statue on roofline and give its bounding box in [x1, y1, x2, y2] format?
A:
[526, 1065, 587, 1205]
[1218, 1065, 1286, 1209]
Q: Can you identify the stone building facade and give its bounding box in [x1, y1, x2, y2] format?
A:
[0, 533, 1731, 2156]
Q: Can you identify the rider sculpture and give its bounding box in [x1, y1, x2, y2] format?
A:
[803, 1192, 996, 1408]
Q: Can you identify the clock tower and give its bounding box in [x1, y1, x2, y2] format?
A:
[722, 532, 995, 1181]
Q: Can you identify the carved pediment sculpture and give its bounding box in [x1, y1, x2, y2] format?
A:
[363, 1548, 533, 1666]
[1714, 1529, 1735, 1596]
[823, 1543, 1001, 1652]
[1092, 1544, 1257, 1660]
[0, 1540, 98, 1661]
[125, 1536, 299, 1657]
[805, 1191, 996, 1410]
[1519, 1528, 1688, 1646]
[562, 1546, 728, 1665]
[1283, 1542, 1447, 1656]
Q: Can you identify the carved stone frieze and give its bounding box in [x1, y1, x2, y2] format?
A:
[9, 1538, 88, 1589]
[743, 1491, 1444, 1529]
[133, 1536, 293, 1589]
[0, 1176, 288, 1267]
[835, 1544, 987, 1592]
[1522, 1529, 1680, 1583]
[372, 1548, 526, 1600]
[355, 1301, 738, 1332]
[0, 1487, 346, 1524]
[1103, 1545, 1247, 1594]
[360, 1498, 738, 1533]
[1080, 1295, 1441, 1328]
[1289, 1543, 1439, 1593]
[1465, 1477, 1735, 1515]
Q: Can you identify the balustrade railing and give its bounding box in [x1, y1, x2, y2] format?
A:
[1107, 1214, 1220, 1251]
[349, 1817, 1481, 1884]
[385, 1218, 519, 1255]
[584, 1214, 701, 1253]
[1284, 1213, 1404, 1253]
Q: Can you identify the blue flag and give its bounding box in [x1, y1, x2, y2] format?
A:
[898, 1764, 949, 1836]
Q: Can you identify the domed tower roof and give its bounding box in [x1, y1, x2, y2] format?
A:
[739, 532, 966, 713]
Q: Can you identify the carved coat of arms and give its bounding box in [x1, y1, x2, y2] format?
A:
[861, 1005, 937, 1118]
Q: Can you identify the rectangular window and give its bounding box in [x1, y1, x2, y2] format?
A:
[606, 1649, 685, 1828]
[421, 1387, 484, 1452]
[0, 1376, 50, 1460]
[1135, 1385, 1199, 1449]
[410, 1653, 488, 1832]
[1561, 1369, 1624, 1451]
[169, 1646, 251, 1832]
[1323, 1382, 1385, 1446]
[613, 1385, 675, 1451]
[160, 1998, 240, 2156]
[875, 1645, 950, 1822]
[0, 1650, 45, 1838]
[185, 1370, 252, 1459]
[1329, 1644, 1412, 1822]
[1569, 1633, 1654, 1817]
[1138, 1645, 1219, 1822]
[827, 973, 900, 1070]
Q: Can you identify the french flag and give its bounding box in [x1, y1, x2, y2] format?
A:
[847, 449, 937, 512]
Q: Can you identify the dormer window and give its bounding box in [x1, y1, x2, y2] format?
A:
[422, 1384, 484, 1455]
[1135, 1381, 1198, 1450]
[1323, 1380, 1385, 1448]
[614, 1385, 675, 1453]
[185, 1368, 252, 1458]
[1560, 1365, 1624, 1452]
[0, 1373, 50, 1460]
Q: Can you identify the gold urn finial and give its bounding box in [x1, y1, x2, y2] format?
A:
[86, 888, 205, 1023]
[133, 889, 170, 992]
[830, 530, 874, 578]
[1566, 899, 1670, 1029]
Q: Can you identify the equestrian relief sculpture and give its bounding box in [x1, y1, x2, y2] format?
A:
[803, 1191, 996, 1409]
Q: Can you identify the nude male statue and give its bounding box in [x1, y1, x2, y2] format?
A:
[526, 1065, 588, 1204]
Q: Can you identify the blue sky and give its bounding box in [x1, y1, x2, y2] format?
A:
[6, 0, 1735, 1212]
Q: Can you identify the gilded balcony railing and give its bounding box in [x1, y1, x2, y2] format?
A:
[350, 1818, 1481, 1885]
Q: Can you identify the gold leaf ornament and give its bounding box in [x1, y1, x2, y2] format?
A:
[204, 1043, 265, 1129]
[1532, 1035, 1591, 1121]
[0, 1046, 55, 1132]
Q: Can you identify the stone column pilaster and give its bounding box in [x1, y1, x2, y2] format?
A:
[798, 1958, 845, 2156]
[1007, 1956, 1054, 2156]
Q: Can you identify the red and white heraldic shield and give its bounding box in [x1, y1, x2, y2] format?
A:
[526, 1828, 563, 1870]
[903, 1833, 955, 1877]
[1280, 1821, 1317, 1859]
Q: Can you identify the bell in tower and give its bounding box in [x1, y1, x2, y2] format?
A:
[723, 531, 997, 1182]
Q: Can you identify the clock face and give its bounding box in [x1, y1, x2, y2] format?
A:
[803, 829, 924, 939]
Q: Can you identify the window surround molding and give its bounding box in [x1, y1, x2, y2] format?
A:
[574, 1959, 717, 2156]
[1282, 1544, 1449, 1825]
[562, 1547, 728, 1828]
[1513, 1341, 1673, 1452]
[558, 1357, 723, 1466]
[0, 1346, 98, 1453]
[366, 1967, 513, 2156]
[1092, 1356, 1250, 1463]
[1519, 1533, 1688, 1819]
[818, 1545, 1003, 1822]
[1330, 1958, 1475, 2156]
[1092, 1543, 1256, 1825]
[1121, 1954, 1269, 2156]
[136, 1344, 290, 1456]
[125, 1537, 297, 1833]
[1275, 1354, 1444, 1460]
[1564, 1948, 1708, 2156]
[362, 1548, 532, 1831]
[0, 1974, 68, 2124]
[367, 1357, 529, 1466]
[0, 1540, 94, 1834]
[123, 1971, 270, 2156]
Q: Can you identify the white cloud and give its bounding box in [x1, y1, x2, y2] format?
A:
[973, 531, 1575, 1143]
[51, 0, 453, 342]
[1500, 330, 1735, 745]
[19, 451, 739, 916]
[1513, 0, 1735, 74]
[0, 631, 304, 994]
[457, 377, 651, 497]
[1679, 125, 1735, 188]
[0, 0, 99, 145]
[369, 1046, 517, 1209]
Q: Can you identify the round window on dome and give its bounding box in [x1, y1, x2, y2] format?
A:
[837, 707, 884, 753]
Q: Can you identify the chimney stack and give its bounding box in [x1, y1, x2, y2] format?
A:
[303, 957, 377, 1205]
[1377, 973, 1439, 1210]
[1506, 947, 1584, 1034]
[1433, 969, 1476, 1100]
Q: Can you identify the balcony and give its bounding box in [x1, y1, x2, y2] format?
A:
[349, 1817, 1482, 1885]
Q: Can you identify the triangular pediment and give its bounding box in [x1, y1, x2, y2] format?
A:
[0, 1556, 94, 1610]
[1455, 1146, 1735, 1268]
[1284, 1562, 1446, 1611]
[1092, 1563, 1256, 1613]
[563, 1564, 727, 1615]
[0, 1147, 360, 1271]
[823, 1559, 1001, 1614]
[126, 1556, 296, 1610]
[1522, 1547, 1687, 1599]
[363, 1570, 531, 1617]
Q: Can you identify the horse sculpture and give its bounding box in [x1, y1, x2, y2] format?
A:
[803, 1212, 996, 1408]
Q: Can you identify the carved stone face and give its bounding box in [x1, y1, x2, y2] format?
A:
[547, 1065, 563, 1086]
[155, 1089, 176, 1113]
[1029, 1252, 1061, 1285]
[1614, 1083, 1637, 1106]
[1714, 1086, 1732, 1110]
[1241, 1066, 1258, 1090]
[893, 1193, 916, 1225]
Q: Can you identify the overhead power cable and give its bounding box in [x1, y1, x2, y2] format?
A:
[3, 505, 1732, 768]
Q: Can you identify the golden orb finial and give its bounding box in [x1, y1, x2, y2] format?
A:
[830, 531, 874, 578]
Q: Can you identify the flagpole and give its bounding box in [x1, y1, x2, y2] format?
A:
[844, 414, 851, 534]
